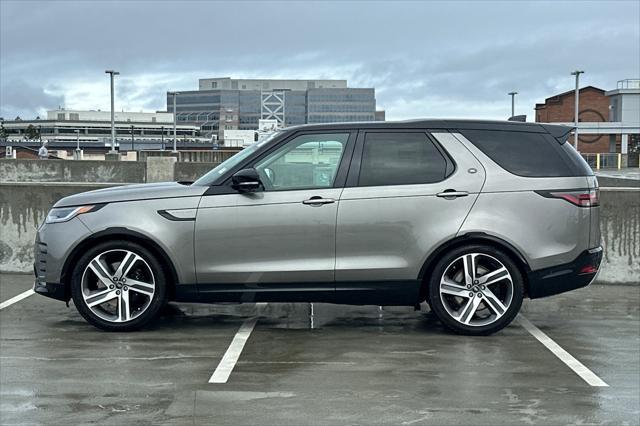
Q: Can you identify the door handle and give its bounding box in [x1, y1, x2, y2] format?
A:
[436, 189, 469, 198]
[302, 197, 336, 206]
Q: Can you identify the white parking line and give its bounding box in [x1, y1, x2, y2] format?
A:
[0, 289, 35, 311]
[208, 302, 266, 384]
[209, 317, 259, 383]
[518, 315, 609, 387]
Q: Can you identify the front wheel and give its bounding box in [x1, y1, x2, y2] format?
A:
[70, 240, 168, 331]
[427, 245, 524, 336]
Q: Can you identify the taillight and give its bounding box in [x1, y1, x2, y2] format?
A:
[579, 265, 599, 274]
[535, 188, 600, 207]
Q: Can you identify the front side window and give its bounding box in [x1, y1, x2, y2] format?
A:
[358, 132, 447, 187]
[193, 131, 282, 186]
[254, 133, 349, 191]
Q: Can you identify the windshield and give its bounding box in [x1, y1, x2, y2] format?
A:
[193, 131, 282, 186]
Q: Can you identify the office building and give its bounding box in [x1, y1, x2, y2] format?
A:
[0, 109, 199, 143]
[167, 77, 381, 140]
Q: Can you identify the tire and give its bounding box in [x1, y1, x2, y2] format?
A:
[70, 240, 168, 331]
[427, 244, 524, 336]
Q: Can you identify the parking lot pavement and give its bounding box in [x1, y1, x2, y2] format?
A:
[1, 273, 638, 425]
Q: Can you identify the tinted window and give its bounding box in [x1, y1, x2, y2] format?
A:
[358, 132, 447, 186]
[461, 130, 586, 177]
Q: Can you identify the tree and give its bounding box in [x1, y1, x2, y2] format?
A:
[0, 122, 7, 140]
[25, 124, 39, 140]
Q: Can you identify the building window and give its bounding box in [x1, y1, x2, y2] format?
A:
[211, 82, 217, 88]
[57, 113, 65, 120]
[69, 113, 79, 121]
[232, 81, 238, 89]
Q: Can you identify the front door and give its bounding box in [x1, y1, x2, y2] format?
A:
[195, 131, 354, 294]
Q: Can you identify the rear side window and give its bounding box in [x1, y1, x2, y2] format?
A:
[460, 130, 590, 177]
[358, 132, 447, 186]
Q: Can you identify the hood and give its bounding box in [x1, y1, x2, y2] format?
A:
[54, 182, 208, 207]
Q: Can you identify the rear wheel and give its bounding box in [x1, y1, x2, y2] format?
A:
[70, 240, 168, 331]
[428, 245, 523, 335]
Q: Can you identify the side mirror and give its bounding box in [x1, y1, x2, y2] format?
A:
[231, 168, 262, 192]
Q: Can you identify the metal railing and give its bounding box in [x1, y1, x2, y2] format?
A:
[139, 150, 238, 163]
[617, 79, 640, 89]
[581, 153, 640, 170]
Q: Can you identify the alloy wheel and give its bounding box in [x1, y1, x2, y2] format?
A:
[439, 253, 514, 327]
[80, 249, 156, 323]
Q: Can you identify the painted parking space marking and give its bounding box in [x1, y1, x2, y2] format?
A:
[209, 317, 259, 383]
[208, 303, 266, 384]
[0, 289, 35, 311]
[518, 315, 609, 387]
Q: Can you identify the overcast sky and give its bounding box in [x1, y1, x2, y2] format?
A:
[1, 0, 638, 121]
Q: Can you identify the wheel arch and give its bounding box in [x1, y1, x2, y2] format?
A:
[418, 232, 531, 301]
[60, 227, 179, 301]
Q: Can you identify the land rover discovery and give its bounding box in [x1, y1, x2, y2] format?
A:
[34, 120, 602, 335]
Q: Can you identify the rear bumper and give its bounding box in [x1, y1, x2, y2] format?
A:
[527, 246, 603, 299]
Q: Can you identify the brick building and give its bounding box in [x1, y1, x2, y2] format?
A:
[535, 86, 612, 153]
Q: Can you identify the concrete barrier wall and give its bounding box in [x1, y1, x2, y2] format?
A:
[0, 159, 146, 183]
[0, 182, 122, 272]
[0, 159, 217, 185]
[1, 183, 638, 285]
[174, 162, 218, 182]
[599, 189, 640, 283]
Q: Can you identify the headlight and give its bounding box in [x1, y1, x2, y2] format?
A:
[45, 205, 99, 224]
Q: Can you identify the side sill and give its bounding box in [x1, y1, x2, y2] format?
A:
[173, 280, 421, 306]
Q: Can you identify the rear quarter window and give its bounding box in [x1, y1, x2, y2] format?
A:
[460, 129, 591, 177]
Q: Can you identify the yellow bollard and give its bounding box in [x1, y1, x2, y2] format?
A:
[617, 153, 622, 170]
[596, 153, 600, 170]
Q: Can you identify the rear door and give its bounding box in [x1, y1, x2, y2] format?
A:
[335, 130, 485, 286]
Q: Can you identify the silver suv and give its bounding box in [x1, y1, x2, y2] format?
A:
[34, 120, 602, 335]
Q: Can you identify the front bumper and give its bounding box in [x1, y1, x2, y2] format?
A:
[527, 246, 603, 299]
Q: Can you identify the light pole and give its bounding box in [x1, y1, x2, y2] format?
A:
[169, 91, 180, 153]
[130, 124, 135, 152]
[74, 129, 81, 160]
[508, 92, 518, 118]
[105, 70, 120, 153]
[571, 70, 584, 150]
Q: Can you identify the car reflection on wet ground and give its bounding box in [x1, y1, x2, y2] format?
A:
[1, 273, 638, 425]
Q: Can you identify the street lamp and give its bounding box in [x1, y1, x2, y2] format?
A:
[105, 70, 120, 153]
[130, 124, 135, 152]
[508, 92, 518, 118]
[74, 129, 81, 160]
[571, 70, 585, 151]
[168, 91, 180, 153]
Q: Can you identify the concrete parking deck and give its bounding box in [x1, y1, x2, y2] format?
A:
[1, 273, 638, 425]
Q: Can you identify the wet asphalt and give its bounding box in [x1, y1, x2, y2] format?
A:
[0, 273, 638, 425]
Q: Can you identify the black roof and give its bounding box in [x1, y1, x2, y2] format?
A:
[285, 119, 573, 139]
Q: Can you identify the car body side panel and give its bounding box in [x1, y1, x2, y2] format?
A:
[195, 189, 343, 284]
[75, 196, 201, 284]
[458, 191, 591, 270]
[335, 132, 485, 281]
[452, 132, 593, 271]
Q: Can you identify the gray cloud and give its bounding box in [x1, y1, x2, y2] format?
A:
[0, 79, 64, 119]
[1, 0, 638, 120]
